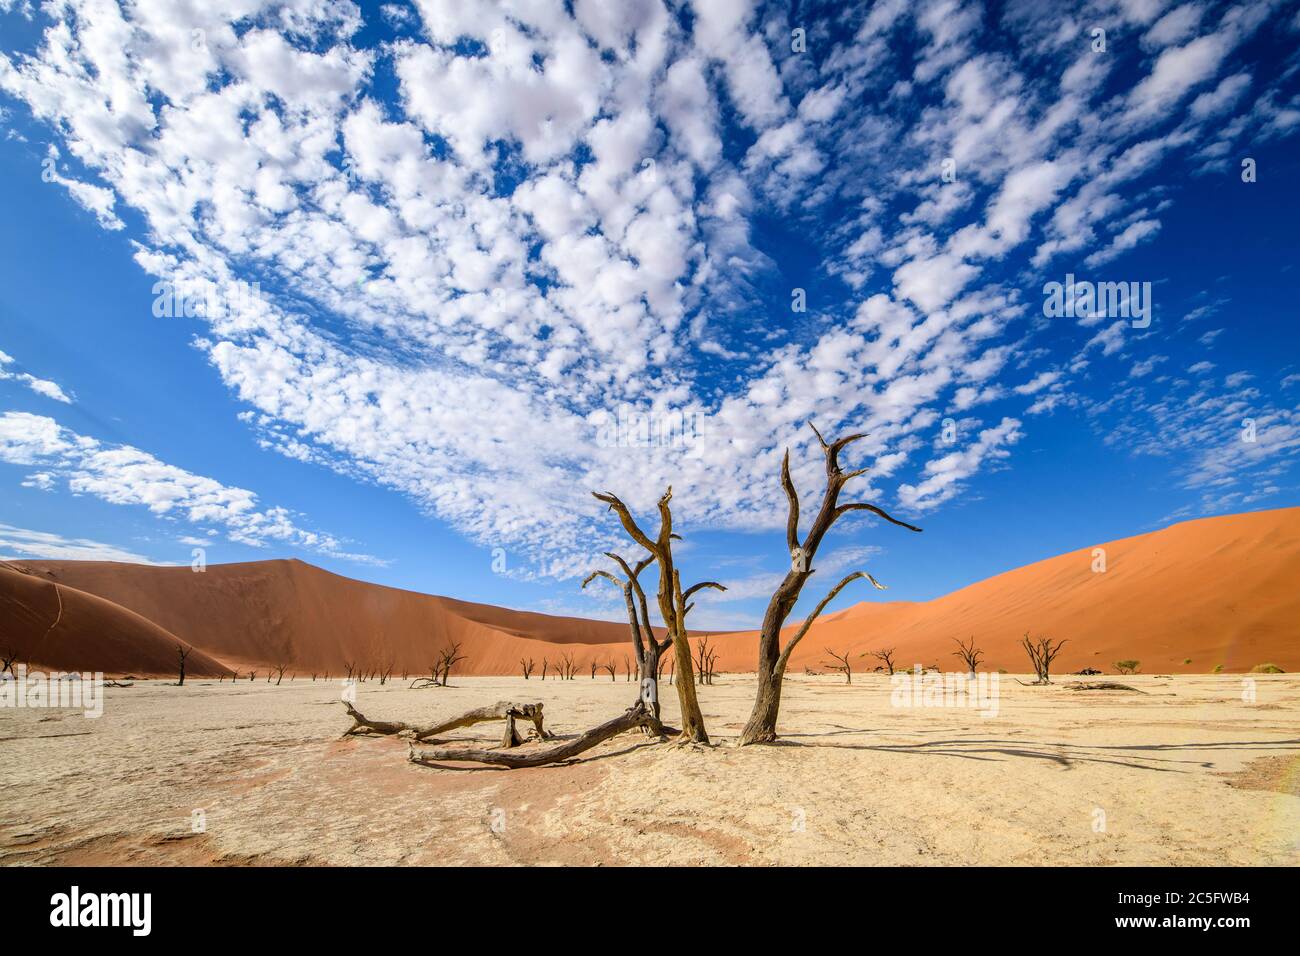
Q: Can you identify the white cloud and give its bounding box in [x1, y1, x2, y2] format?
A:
[0, 349, 73, 403]
[0, 410, 380, 564]
[0, 524, 157, 564]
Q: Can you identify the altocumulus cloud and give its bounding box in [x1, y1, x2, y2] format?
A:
[2, 0, 1299, 576]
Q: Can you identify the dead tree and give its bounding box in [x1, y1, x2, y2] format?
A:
[560, 651, 577, 680]
[823, 647, 853, 684]
[868, 648, 898, 675]
[590, 660, 598, 680]
[540, 658, 549, 681]
[582, 549, 673, 731]
[176, 643, 193, 686]
[342, 700, 551, 743]
[248, 670, 257, 682]
[3, 646, 19, 675]
[690, 636, 719, 685]
[693, 636, 712, 685]
[623, 654, 633, 681]
[437, 641, 467, 687]
[269, 660, 291, 686]
[601, 661, 617, 681]
[952, 636, 984, 675]
[1021, 633, 1068, 684]
[740, 423, 920, 746]
[520, 658, 535, 680]
[593, 487, 725, 743]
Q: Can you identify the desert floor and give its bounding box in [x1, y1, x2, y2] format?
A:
[2, 673, 1298, 866]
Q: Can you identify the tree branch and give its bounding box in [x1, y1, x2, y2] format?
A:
[832, 501, 923, 533]
[774, 572, 873, 678]
[781, 449, 800, 553]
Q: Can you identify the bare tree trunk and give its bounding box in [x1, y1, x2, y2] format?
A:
[739, 424, 920, 746]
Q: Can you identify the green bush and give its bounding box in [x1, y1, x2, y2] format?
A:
[1213, 663, 1224, 674]
[1114, 660, 1140, 674]
[1251, 663, 1285, 674]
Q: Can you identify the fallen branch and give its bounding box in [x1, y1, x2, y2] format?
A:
[1068, 682, 1146, 693]
[342, 700, 552, 742]
[409, 702, 668, 769]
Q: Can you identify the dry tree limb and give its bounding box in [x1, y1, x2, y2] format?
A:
[409, 703, 668, 769]
[341, 700, 552, 742]
[1069, 682, 1146, 693]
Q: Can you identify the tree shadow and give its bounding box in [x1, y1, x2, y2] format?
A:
[764, 734, 1300, 773]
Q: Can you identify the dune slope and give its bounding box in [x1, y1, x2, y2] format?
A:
[5, 507, 1297, 676]
[0, 563, 229, 676]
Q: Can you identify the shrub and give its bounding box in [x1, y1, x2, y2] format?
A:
[1213, 663, 1224, 674]
[1251, 663, 1285, 674]
[1114, 660, 1140, 675]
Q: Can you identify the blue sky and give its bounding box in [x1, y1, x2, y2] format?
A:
[1, 0, 1298, 630]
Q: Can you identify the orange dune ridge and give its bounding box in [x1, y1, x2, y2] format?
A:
[1, 507, 1296, 677]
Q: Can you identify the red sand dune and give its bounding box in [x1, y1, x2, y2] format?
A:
[2, 557, 647, 678]
[2, 507, 1297, 677]
[0, 562, 228, 676]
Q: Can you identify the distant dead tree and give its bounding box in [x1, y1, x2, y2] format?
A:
[343, 660, 357, 681]
[952, 636, 984, 675]
[622, 653, 633, 681]
[593, 488, 725, 742]
[590, 660, 598, 680]
[437, 641, 467, 687]
[248, 670, 257, 682]
[411, 662, 441, 689]
[1021, 633, 1068, 684]
[540, 658, 549, 681]
[560, 651, 577, 680]
[823, 647, 853, 684]
[176, 643, 193, 686]
[378, 654, 395, 685]
[3, 647, 19, 675]
[740, 424, 920, 746]
[269, 660, 290, 686]
[693, 636, 710, 685]
[691, 636, 719, 685]
[520, 658, 535, 680]
[868, 648, 898, 675]
[601, 660, 617, 681]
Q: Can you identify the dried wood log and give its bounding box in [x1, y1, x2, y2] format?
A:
[341, 700, 552, 741]
[1068, 682, 1146, 693]
[409, 703, 667, 769]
